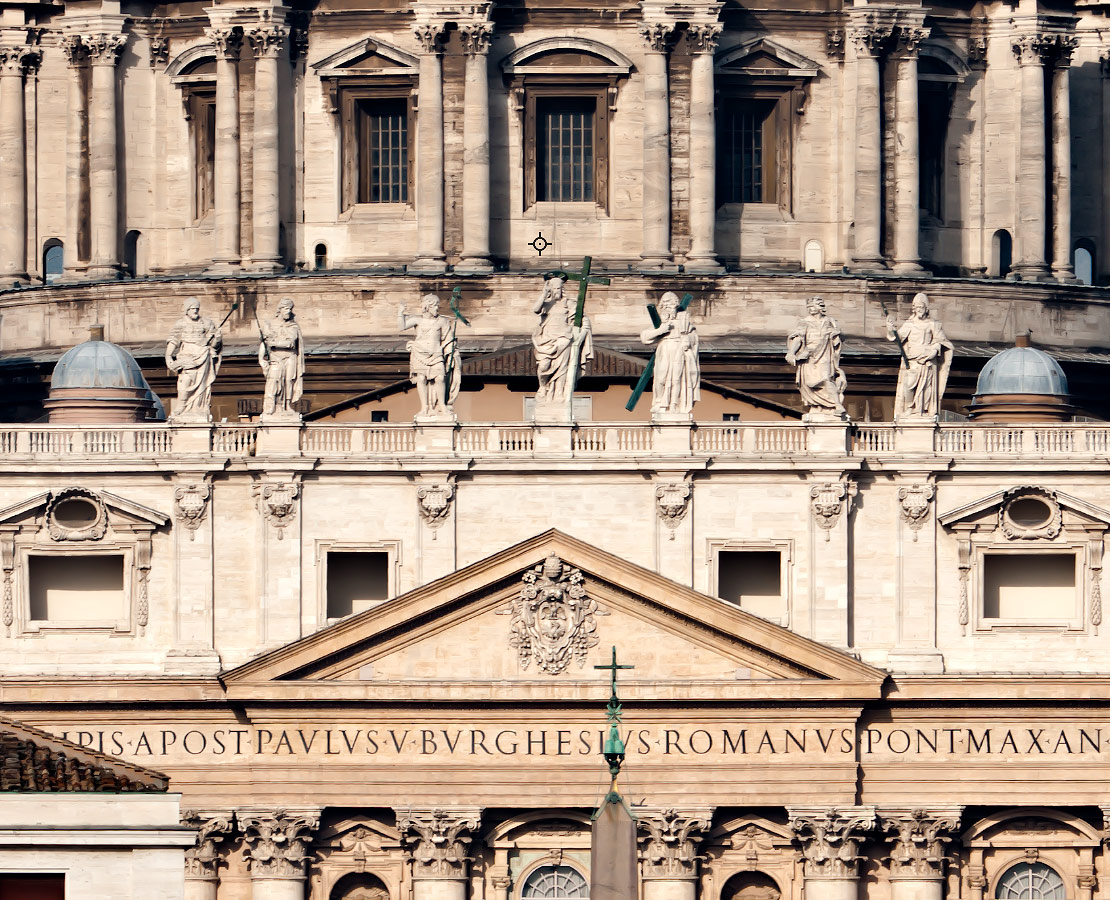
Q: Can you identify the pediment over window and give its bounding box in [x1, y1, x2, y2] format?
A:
[166, 43, 217, 80]
[501, 37, 633, 77]
[311, 38, 418, 75]
[716, 38, 820, 79]
[939, 486, 1110, 539]
[0, 488, 169, 540]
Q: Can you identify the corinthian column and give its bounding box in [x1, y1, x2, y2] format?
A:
[61, 35, 89, 277]
[685, 23, 723, 274]
[789, 807, 876, 900]
[1050, 36, 1078, 282]
[241, 810, 319, 900]
[1012, 33, 1051, 281]
[397, 808, 481, 900]
[85, 31, 127, 279]
[0, 41, 37, 282]
[638, 808, 713, 900]
[879, 809, 962, 900]
[412, 23, 447, 274]
[205, 25, 242, 271]
[456, 21, 494, 274]
[248, 19, 287, 272]
[640, 22, 676, 272]
[892, 25, 928, 276]
[182, 811, 234, 900]
[850, 24, 891, 273]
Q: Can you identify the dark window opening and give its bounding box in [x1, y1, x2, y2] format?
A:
[357, 98, 408, 204]
[718, 550, 784, 622]
[28, 555, 125, 622]
[0, 875, 65, 900]
[919, 83, 952, 220]
[982, 553, 1075, 619]
[314, 243, 328, 271]
[537, 97, 596, 202]
[326, 551, 389, 619]
[43, 240, 63, 284]
[718, 99, 777, 204]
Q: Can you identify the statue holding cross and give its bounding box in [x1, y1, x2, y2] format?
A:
[637, 291, 700, 420]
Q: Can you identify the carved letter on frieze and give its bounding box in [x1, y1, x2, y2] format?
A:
[182, 811, 234, 881]
[175, 484, 211, 540]
[417, 483, 454, 539]
[898, 484, 935, 541]
[257, 482, 299, 540]
[241, 811, 319, 878]
[497, 555, 608, 675]
[656, 483, 691, 539]
[396, 808, 481, 878]
[879, 809, 961, 878]
[811, 482, 855, 541]
[789, 808, 876, 878]
[638, 808, 712, 879]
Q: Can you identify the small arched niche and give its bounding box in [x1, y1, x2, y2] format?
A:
[803, 240, 823, 273]
[330, 872, 390, 900]
[1073, 239, 1095, 285]
[43, 239, 64, 284]
[721, 871, 783, 900]
[990, 229, 1013, 278]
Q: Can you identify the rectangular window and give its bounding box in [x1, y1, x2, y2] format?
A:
[537, 97, 595, 202]
[192, 91, 216, 218]
[28, 555, 125, 622]
[718, 99, 777, 204]
[0, 875, 65, 900]
[982, 553, 1077, 620]
[717, 550, 785, 623]
[357, 98, 408, 204]
[327, 551, 389, 619]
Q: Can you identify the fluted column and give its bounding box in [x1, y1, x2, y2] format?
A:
[638, 808, 713, 900]
[397, 808, 481, 900]
[182, 811, 234, 900]
[61, 35, 89, 277]
[412, 23, 447, 274]
[1012, 33, 1051, 281]
[892, 25, 928, 276]
[241, 810, 319, 900]
[1050, 37, 1078, 281]
[456, 21, 493, 274]
[640, 22, 675, 271]
[206, 26, 242, 271]
[685, 23, 723, 274]
[85, 31, 126, 279]
[790, 807, 876, 900]
[248, 19, 287, 272]
[850, 25, 890, 272]
[0, 41, 37, 282]
[879, 809, 962, 900]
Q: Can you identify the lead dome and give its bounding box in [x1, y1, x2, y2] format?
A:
[45, 327, 161, 423]
[969, 336, 1073, 423]
[51, 338, 149, 392]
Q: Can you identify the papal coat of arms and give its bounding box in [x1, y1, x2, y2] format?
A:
[497, 554, 608, 674]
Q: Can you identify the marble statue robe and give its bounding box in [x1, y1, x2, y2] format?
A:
[532, 291, 594, 406]
[890, 315, 954, 418]
[260, 318, 305, 418]
[641, 309, 700, 416]
[165, 315, 221, 421]
[787, 311, 847, 416]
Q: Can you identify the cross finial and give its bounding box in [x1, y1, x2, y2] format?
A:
[594, 645, 633, 724]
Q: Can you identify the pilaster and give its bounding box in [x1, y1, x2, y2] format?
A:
[456, 17, 494, 274]
[415, 473, 457, 583]
[654, 475, 693, 586]
[167, 476, 221, 673]
[204, 18, 243, 272]
[1050, 34, 1078, 282]
[61, 34, 89, 277]
[891, 21, 928, 276]
[0, 33, 41, 283]
[253, 472, 304, 649]
[411, 21, 448, 274]
[807, 476, 856, 650]
[683, 7, 724, 274]
[247, 11, 289, 273]
[639, 18, 677, 272]
[888, 475, 944, 674]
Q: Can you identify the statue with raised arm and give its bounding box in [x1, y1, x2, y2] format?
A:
[258, 298, 305, 420]
[532, 276, 593, 408]
[886, 292, 954, 419]
[398, 293, 461, 419]
[786, 296, 848, 420]
[640, 291, 700, 419]
[166, 297, 222, 422]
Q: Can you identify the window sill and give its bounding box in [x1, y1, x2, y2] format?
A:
[22, 620, 132, 635]
[524, 201, 607, 221]
[719, 203, 789, 224]
[340, 204, 416, 223]
[975, 619, 1084, 633]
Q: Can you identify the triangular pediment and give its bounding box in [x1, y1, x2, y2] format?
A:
[716, 38, 819, 77]
[224, 531, 885, 699]
[0, 487, 168, 537]
[940, 485, 1110, 538]
[311, 38, 418, 74]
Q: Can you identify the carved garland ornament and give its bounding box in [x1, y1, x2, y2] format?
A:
[417, 483, 454, 538]
[258, 482, 299, 539]
[898, 484, 935, 541]
[397, 809, 480, 878]
[241, 811, 319, 878]
[880, 809, 960, 878]
[656, 482, 691, 539]
[175, 484, 211, 539]
[790, 808, 875, 878]
[182, 811, 234, 880]
[497, 554, 608, 674]
[811, 481, 855, 541]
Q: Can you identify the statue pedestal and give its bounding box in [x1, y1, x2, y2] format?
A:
[171, 423, 213, 453]
[531, 401, 573, 424]
[651, 411, 694, 425]
[414, 419, 457, 453]
[894, 419, 937, 452]
[534, 424, 574, 453]
[256, 420, 303, 454]
[807, 423, 851, 454]
[653, 423, 693, 454]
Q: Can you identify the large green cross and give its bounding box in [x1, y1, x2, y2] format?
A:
[625, 293, 694, 412]
[550, 256, 610, 327]
[594, 645, 634, 725]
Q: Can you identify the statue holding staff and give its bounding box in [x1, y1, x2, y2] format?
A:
[532, 275, 594, 408]
[165, 297, 222, 422]
[639, 291, 700, 418]
[257, 297, 305, 420]
[786, 296, 848, 420]
[885, 292, 953, 419]
[398, 293, 462, 419]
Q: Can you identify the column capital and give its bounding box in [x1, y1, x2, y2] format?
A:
[247, 23, 289, 59]
[83, 32, 127, 66]
[1052, 33, 1080, 68]
[893, 25, 929, 57]
[205, 26, 243, 61]
[640, 22, 677, 53]
[686, 23, 721, 55]
[413, 22, 447, 55]
[0, 44, 40, 75]
[460, 21, 493, 57]
[637, 807, 713, 880]
[1012, 33, 1054, 66]
[878, 808, 962, 879]
[396, 807, 481, 879]
[788, 807, 876, 878]
[60, 34, 88, 67]
[850, 25, 893, 58]
[240, 809, 320, 878]
[182, 810, 234, 881]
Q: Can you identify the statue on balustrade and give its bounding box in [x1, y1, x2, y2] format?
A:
[258, 298, 304, 421]
[398, 293, 461, 420]
[640, 291, 700, 419]
[886, 292, 953, 420]
[786, 296, 848, 420]
[532, 276, 593, 408]
[165, 297, 222, 423]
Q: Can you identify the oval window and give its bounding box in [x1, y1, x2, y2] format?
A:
[52, 497, 99, 528]
[1007, 497, 1053, 529]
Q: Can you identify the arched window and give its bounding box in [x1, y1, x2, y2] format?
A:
[1073, 241, 1094, 285]
[918, 55, 959, 220]
[42, 240, 64, 284]
[521, 865, 589, 900]
[990, 229, 1013, 278]
[315, 243, 328, 271]
[722, 870, 783, 900]
[329, 872, 389, 900]
[123, 230, 141, 278]
[996, 863, 1066, 900]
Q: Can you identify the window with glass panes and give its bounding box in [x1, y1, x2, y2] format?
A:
[537, 97, 595, 202]
[718, 99, 777, 204]
[357, 97, 409, 204]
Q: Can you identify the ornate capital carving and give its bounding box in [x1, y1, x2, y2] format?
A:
[1012, 33, 1053, 66]
[417, 483, 454, 533]
[182, 811, 234, 880]
[0, 44, 41, 75]
[968, 36, 988, 68]
[247, 24, 289, 59]
[826, 29, 845, 59]
[83, 32, 127, 66]
[61, 34, 88, 67]
[850, 25, 893, 57]
[898, 484, 935, 540]
[205, 26, 243, 61]
[789, 807, 876, 878]
[397, 808, 481, 878]
[175, 483, 211, 539]
[810, 480, 855, 540]
[497, 554, 608, 675]
[413, 23, 446, 55]
[256, 481, 299, 539]
[686, 24, 721, 55]
[879, 809, 961, 878]
[637, 808, 712, 879]
[641, 22, 676, 53]
[460, 22, 493, 57]
[149, 35, 170, 68]
[241, 811, 319, 878]
[894, 25, 928, 56]
[1053, 33, 1079, 67]
[656, 482, 691, 537]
